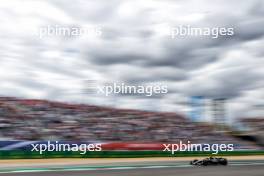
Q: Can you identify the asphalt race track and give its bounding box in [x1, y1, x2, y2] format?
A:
[0, 160, 264, 176]
[1, 165, 264, 176]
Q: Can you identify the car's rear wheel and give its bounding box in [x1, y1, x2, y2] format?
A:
[190, 159, 198, 165]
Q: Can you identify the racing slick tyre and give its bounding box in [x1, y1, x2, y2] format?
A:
[190, 159, 198, 165]
[219, 158, 228, 165]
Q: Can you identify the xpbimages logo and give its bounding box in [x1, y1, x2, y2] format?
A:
[169, 25, 234, 39]
[84, 80, 168, 97]
[163, 141, 234, 154]
[31, 141, 102, 154]
[38, 25, 102, 39]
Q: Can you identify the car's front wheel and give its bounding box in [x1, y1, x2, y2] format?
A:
[220, 159, 228, 165]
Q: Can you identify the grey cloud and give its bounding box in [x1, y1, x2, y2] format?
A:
[184, 66, 263, 99]
[0, 0, 263, 120]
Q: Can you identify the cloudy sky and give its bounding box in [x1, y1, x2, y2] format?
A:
[0, 0, 263, 122]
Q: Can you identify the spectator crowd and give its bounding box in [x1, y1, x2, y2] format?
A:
[0, 97, 260, 149]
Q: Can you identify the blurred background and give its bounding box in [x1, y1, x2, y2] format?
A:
[0, 0, 263, 152]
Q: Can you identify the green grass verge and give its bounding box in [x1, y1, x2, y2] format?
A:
[0, 150, 263, 159]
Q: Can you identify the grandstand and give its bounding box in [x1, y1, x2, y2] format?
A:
[0, 97, 260, 149]
[237, 118, 264, 146]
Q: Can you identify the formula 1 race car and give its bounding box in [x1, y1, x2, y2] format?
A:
[190, 157, 228, 166]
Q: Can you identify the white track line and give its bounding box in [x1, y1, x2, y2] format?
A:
[0, 162, 263, 174]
